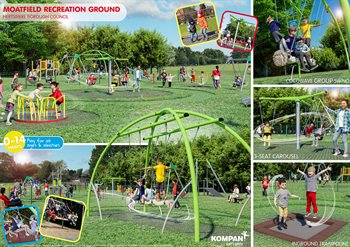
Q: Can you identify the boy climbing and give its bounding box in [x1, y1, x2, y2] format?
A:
[298, 18, 321, 47]
[266, 16, 290, 52]
[297, 166, 332, 218]
[274, 179, 300, 230]
[147, 159, 170, 201]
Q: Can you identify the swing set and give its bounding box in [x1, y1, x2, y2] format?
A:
[86, 108, 251, 243]
[222, 56, 251, 92]
[271, 0, 350, 77]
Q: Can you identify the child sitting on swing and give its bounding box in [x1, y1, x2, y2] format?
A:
[233, 76, 243, 88]
[263, 122, 272, 148]
[312, 124, 324, 147]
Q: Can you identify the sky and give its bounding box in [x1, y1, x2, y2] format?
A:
[58, 0, 252, 55]
[0, 145, 94, 170]
[297, 0, 344, 47]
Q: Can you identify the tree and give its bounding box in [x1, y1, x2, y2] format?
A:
[0, 152, 16, 182]
[130, 29, 170, 70]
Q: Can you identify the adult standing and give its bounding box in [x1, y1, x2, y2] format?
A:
[325, 99, 350, 158]
[133, 65, 142, 93]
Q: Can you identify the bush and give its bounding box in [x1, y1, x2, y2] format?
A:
[311, 48, 341, 70]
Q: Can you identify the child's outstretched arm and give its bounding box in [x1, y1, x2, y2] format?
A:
[317, 166, 331, 176]
[296, 168, 306, 176]
[290, 194, 301, 200]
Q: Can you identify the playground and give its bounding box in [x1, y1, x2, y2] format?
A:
[0, 62, 251, 143]
[253, 0, 350, 84]
[254, 163, 350, 246]
[253, 87, 350, 160]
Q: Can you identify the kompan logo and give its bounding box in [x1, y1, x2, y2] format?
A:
[211, 231, 249, 242]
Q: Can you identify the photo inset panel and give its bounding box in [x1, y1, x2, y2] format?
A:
[2, 206, 42, 246]
[175, 2, 219, 46]
[254, 87, 350, 161]
[39, 196, 86, 243]
[254, 163, 349, 246]
[217, 11, 258, 52]
[253, 0, 350, 85]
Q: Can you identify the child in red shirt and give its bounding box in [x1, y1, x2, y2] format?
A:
[0, 187, 23, 207]
[262, 176, 269, 196]
[305, 123, 314, 137]
[172, 179, 181, 208]
[212, 66, 221, 89]
[87, 73, 96, 85]
[49, 82, 64, 116]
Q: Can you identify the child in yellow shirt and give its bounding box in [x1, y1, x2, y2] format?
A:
[298, 18, 321, 47]
[5, 83, 28, 126]
[147, 159, 170, 201]
[263, 122, 272, 147]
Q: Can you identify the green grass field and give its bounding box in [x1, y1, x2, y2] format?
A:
[254, 135, 350, 161]
[178, 17, 218, 37]
[253, 179, 350, 246]
[0, 65, 251, 143]
[254, 70, 349, 85]
[0, 183, 251, 246]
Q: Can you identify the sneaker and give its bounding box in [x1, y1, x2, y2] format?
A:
[333, 151, 341, 156]
[310, 65, 319, 71]
[313, 214, 318, 219]
[282, 222, 288, 229]
[277, 223, 283, 231]
[343, 153, 348, 158]
[1, 112, 5, 116]
[301, 67, 310, 72]
[6, 122, 12, 126]
[305, 212, 311, 217]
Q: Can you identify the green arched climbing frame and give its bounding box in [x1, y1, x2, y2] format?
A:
[86, 108, 251, 243]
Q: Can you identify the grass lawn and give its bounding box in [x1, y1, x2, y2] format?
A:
[178, 17, 218, 37]
[254, 69, 349, 85]
[0, 183, 251, 246]
[253, 179, 350, 246]
[254, 135, 350, 161]
[0, 64, 251, 143]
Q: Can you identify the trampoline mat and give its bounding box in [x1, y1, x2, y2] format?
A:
[255, 213, 347, 242]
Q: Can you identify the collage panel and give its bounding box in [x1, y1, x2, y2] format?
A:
[254, 0, 349, 85]
[253, 163, 350, 246]
[254, 87, 350, 161]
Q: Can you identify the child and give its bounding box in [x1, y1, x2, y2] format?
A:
[246, 37, 252, 50]
[13, 214, 31, 237]
[212, 66, 221, 89]
[28, 83, 43, 110]
[86, 73, 96, 85]
[274, 179, 300, 230]
[228, 184, 240, 203]
[187, 18, 198, 43]
[298, 18, 321, 47]
[167, 74, 175, 88]
[197, 10, 209, 41]
[297, 166, 332, 218]
[124, 70, 129, 87]
[11, 72, 19, 91]
[233, 76, 243, 88]
[44, 183, 49, 197]
[200, 71, 205, 85]
[49, 82, 64, 116]
[266, 16, 290, 52]
[161, 69, 167, 88]
[141, 182, 155, 204]
[29, 215, 39, 240]
[263, 122, 272, 147]
[147, 159, 170, 201]
[190, 68, 196, 83]
[246, 182, 251, 197]
[296, 40, 311, 54]
[262, 175, 269, 196]
[312, 125, 324, 147]
[305, 122, 314, 137]
[172, 179, 181, 208]
[29, 70, 37, 82]
[5, 83, 28, 126]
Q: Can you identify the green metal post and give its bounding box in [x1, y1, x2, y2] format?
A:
[339, 0, 350, 58]
[322, 0, 350, 71]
